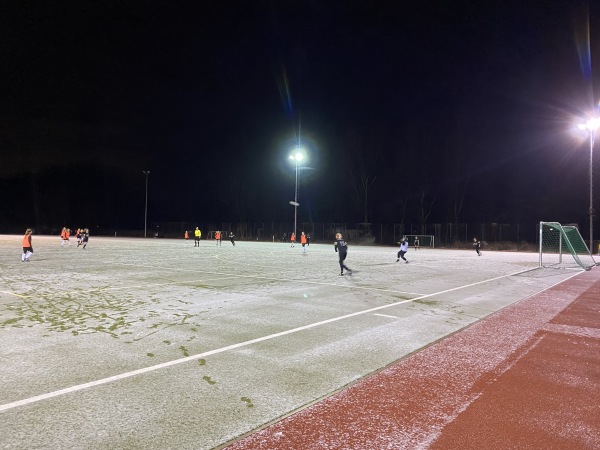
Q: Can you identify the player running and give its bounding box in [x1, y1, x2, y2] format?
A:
[60, 227, 71, 246]
[334, 232, 352, 276]
[81, 228, 89, 249]
[473, 237, 482, 256]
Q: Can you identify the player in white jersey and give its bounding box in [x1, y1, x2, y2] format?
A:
[397, 237, 409, 263]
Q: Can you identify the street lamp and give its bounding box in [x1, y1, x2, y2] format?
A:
[289, 150, 305, 239]
[142, 170, 150, 238]
[577, 117, 599, 252]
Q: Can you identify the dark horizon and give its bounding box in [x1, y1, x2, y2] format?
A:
[2, 1, 600, 237]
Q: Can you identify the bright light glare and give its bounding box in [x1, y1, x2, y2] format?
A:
[578, 117, 600, 131]
[289, 148, 305, 162]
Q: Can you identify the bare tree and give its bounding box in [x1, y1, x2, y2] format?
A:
[398, 197, 409, 225]
[451, 155, 472, 226]
[219, 174, 247, 221]
[418, 189, 436, 235]
[354, 167, 377, 224]
[348, 127, 382, 224]
[445, 109, 476, 228]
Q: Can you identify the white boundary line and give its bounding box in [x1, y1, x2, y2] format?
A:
[0, 268, 581, 414]
[0, 290, 29, 299]
[373, 313, 399, 319]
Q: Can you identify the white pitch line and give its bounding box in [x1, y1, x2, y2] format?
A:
[0, 268, 581, 414]
[373, 313, 399, 319]
[0, 290, 29, 299]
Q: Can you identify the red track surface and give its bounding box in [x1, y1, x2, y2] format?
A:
[226, 269, 600, 449]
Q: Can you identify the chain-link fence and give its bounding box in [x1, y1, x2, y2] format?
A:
[100, 221, 543, 248]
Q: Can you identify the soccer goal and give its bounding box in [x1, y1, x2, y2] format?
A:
[539, 222, 596, 270]
[404, 235, 435, 248]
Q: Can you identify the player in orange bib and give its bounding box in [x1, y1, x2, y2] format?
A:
[60, 227, 71, 246]
[215, 230, 222, 246]
[290, 232, 295, 247]
[22, 229, 33, 262]
[300, 231, 307, 253]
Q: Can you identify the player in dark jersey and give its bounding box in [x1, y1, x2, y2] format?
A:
[81, 228, 89, 249]
[473, 237, 482, 256]
[334, 232, 353, 276]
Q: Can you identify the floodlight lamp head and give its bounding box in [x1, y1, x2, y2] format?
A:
[578, 118, 600, 131]
[289, 149, 305, 162]
[588, 118, 600, 131]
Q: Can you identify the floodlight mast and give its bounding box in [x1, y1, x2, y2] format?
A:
[578, 118, 599, 253]
[591, 127, 595, 254]
[142, 171, 150, 238]
[289, 151, 304, 239]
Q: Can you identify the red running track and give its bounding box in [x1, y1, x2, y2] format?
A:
[225, 268, 600, 449]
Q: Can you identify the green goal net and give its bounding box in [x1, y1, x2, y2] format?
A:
[404, 235, 435, 248]
[539, 222, 596, 270]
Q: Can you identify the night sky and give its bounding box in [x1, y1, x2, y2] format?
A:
[2, 1, 600, 235]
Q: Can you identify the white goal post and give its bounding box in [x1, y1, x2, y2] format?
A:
[539, 222, 596, 270]
[403, 235, 435, 248]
